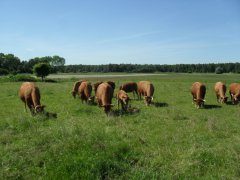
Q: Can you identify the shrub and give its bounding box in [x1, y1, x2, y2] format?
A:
[33, 63, 50, 81]
[215, 67, 224, 74]
[7, 74, 37, 82]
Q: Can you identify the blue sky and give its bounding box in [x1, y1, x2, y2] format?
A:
[0, 0, 239, 65]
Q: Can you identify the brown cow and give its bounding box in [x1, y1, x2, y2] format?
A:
[116, 90, 130, 111]
[96, 82, 114, 114]
[19, 82, 46, 115]
[191, 82, 206, 108]
[93, 81, 103, 94]
[72, 80, 86, 98]
[229, 83, 240, 104]
[93, 81, 115, 96]
[106, 81, 115, 90]
[119, 82, 138, 99]
[78, 81, 94, 104]
[214, 82, 228, 104]
[138, 81, 154, 105]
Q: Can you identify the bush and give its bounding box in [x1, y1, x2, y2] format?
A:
[215, 67, 224, 74]
[33, 63, 50, 81]
[7, 74, 37, 82]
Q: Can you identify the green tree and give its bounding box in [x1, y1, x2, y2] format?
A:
[0, 53, 21, 73]
[50, 56, 65, 66]
[33, 63, 50, 81]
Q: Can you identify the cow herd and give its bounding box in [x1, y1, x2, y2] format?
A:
[19, 80, 240, 117]
[70, 80, 154, 114]
[191, 81, 240, 108]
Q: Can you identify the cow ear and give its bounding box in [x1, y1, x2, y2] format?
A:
[151, 97, 153, 100]
[193, 98, 197, 102]
[203, 99, 206, 102]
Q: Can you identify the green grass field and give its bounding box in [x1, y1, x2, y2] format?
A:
[1, 73, 240, 179]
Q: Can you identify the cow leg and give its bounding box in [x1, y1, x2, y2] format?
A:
[117, 99, 120, 111]
[229, 92, 234, 104]
[121, 101, 125, 111]
[216, 94, 219, 103]
[22, 101, 27, 112]
[192, 96, 195, 105]
[26, 98, 35, 116]
[135, 90, 139, 100]
[97, 99, 102, 107]
[24, 102, 27, 112]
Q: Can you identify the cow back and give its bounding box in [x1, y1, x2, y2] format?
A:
[120, 82, 137, 92]
[191, 82, 206, 99]
[96, 83, 113, 106]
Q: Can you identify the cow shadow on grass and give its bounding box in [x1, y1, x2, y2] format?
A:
[34, 111, 57, 120]
[204, 104, 222, 109]
[152, 102, 169, 108]
[225, 101, 240, 106]
[109, 107, 140, 117]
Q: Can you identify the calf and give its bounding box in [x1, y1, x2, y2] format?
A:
[138, 81, 154, 105]
[214, 82, 228, 104]
[78, 81, 94, 104]
[191, 82, 206, 108]
[116, 90, 130, 111]
[96, 82, 114, 114]
[229, 83, 240, 104]
[19, 82, 45, 115]
[72, 80, 85, 98]
[119, 82, 138, 99]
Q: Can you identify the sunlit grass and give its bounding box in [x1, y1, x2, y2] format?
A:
[0, 73, 240, 179]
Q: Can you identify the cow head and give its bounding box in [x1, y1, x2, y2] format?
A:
[194, 99, 205, 108]
[233, 94, 240, 104]
[220, 96, 228, 104]
[122, 96, 130, 110]
[35, 105, 46, 113]
[88, 96, 95, 104]
[144, 96, 153, 106]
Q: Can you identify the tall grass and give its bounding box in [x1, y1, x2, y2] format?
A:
[0, 73, 240, 179]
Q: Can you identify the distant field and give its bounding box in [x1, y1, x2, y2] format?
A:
[48, 73, 166, 79]
[0, 73, 240, 179]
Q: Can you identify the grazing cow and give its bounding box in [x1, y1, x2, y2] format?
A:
[191, 82, 206, 108]
[138, 81, 154, 106]
[96, 82, 114, 114]
[106, 81, 115, 90]
[72, 80, 85, 98]
[116, 90, 130, 111]
[214, 82, 228, 104]
[93, 81, 115, 96]
[93, 81, 103, 94]
[119, 82, 138, 99]
[78, 81, 94, 104]
[19, 82, 45, 115]
[229, 83, 240, 104]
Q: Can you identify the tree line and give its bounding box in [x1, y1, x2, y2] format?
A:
[63, 63, 240, 74]
[1, 52, 240, 75]
[0, 53, 65, 75]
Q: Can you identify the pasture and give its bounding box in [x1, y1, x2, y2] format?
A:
[0, 73, 240, 179]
